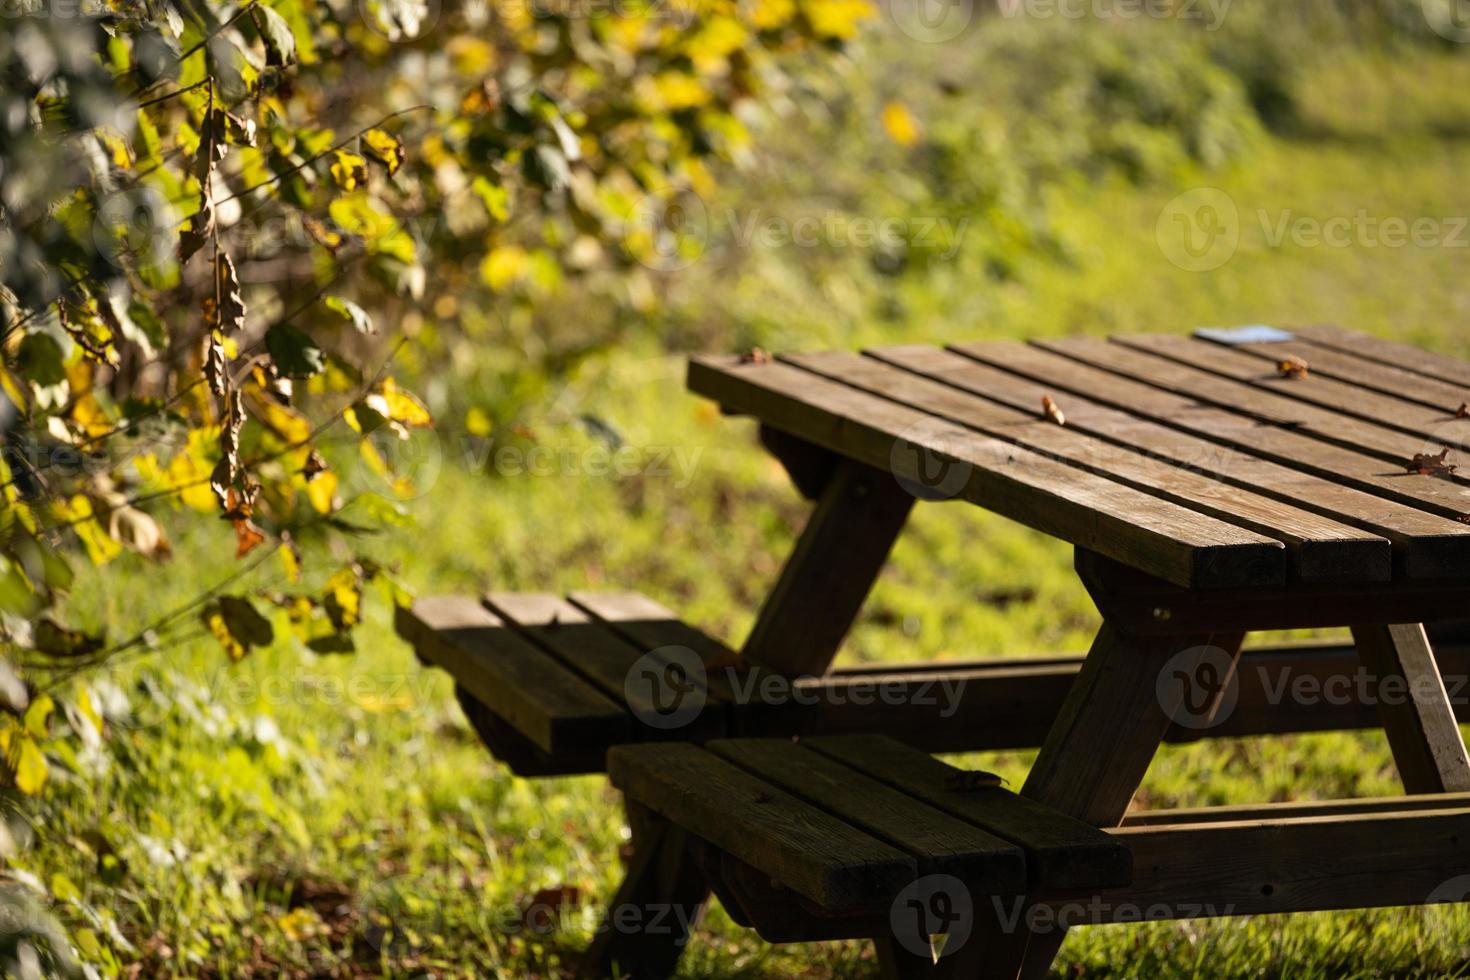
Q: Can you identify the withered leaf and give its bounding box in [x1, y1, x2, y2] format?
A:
[178, 190, 215, 263]
[1276, 357, 1309, 379]
[943, 769, 1007, 792]
[34, 619, 106, 659]
[1041, 394, 1066, 426]
[232, 518, 267, 558]
[1456, 402, 1469, 420]
[739, 347, 770, 365]
[1407, 448, 1457, 477]
[215, 252, 246, 334]
[202, 332, 228, 399]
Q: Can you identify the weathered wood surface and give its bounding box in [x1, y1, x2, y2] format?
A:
[608, 742, 917, 910]
[689, 356, 1286, 589]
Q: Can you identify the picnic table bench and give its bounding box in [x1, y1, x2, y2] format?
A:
[398, 324, 1470, 978]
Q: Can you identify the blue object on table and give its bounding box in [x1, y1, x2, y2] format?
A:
[1193, 324, 1296, 345]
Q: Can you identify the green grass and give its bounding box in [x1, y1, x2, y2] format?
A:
[20, 42, 1470, 980]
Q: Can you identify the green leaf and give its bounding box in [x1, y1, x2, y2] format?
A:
[254, 4, 297, 67]
[265, 323, 326, 377]
[34, 620, 105, 659]
[324, 296, 374, 334]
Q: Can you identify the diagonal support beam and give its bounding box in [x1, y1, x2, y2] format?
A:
[742, 455, 915, 676]
[1352, 623, 1470, 793]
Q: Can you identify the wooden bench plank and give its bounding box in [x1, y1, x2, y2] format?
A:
[688, 355, 1286, 590]
[1293, 324, 1470, 388]
[787, 350, 1388, 584]
[707, 739, 1026, 890]
[607, 743, 917, 910]
[1094, 807, 1470, 919]
[1114, 333, 1470, 452]
[1122, 791, 1470, 826]
[484, 592, 726, 741]
[804, 734, 1132, 891]
[1031, 335, 1449, 465]
[872, 344, 1470, 579]
[395, 596, 630, 754]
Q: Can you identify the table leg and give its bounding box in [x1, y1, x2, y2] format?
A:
[952, 621, 1245, 980]
[1351, 623, 1470, 793]
[742, 456, 915, 676]
[579, 803, 709, 980]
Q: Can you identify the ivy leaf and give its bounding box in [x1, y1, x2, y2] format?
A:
[324, 296, 374, 334]
[362, 129, 405, 176]
[254, 4, 297, 67]
[265, 323, 325, 377]
[202, 596, 274, 661]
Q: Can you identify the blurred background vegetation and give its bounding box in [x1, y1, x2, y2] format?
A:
[6, 0, 1470, 975]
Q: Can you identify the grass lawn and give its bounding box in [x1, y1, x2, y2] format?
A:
[25, 45, 1470, 979]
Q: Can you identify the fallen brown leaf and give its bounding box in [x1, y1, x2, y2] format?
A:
[1276, 357, 1309, 379]
[1456, 402, 1469, 419]
[1041, 394, 1066, 426]
[943, 769, 1007, 792]
[739, 347, 771, 365]
[1407, 448, 1458, 477]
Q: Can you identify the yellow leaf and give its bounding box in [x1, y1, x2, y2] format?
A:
[882, 101, 921, 147]
[23, 694, 54, 738]
[329, 150, 368, 191]
[380, 378, 432, 428]
[279, 540, 302, 583]
[253, 398, 312, 444]
[804, 0, 874, 38]
[55, 496, 122, 565]
[11, 735, 46, 796]
[362, 128, 405, 176]
[306, 469, 338, 514]
[480, 245, 526, 292]
[323, 568, 361, 631]
[465, 406, 493, 437]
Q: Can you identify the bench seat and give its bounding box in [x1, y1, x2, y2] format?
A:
[607, 735, 1130, 944]
[396, 592, 1470, 776]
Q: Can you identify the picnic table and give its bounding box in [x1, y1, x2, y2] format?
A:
[398, 325, 1470, 979]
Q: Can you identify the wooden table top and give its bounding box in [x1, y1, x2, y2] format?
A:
[688, 326, 1470, 591]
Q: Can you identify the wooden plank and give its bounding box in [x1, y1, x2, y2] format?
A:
[1351, 623, 1470, 793]
[688, 355, 1286, 589]
[955, 340, 1470, 528]
[1113, 333, 1470, 452]
[708, 739, 1026, 889]
[485, 592, 725, 741]
[607, 743, 917, 910]
[873, 344, 1470, 579]
[1221, 337, 1470, 418]
[1123, 791, 1470, 826]
[394, 596, 630, 754]
[788, 350, 1388, 584]
[1032, 335, 1445, 464]
[1081, 808, 1470, 920]
[741, 458, 914, 675]
[1293, 324, 1470, 388]
[1076, 549, 1470, 635]
[453, 685, 604, 776]
[806, 734, 1131, 890]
